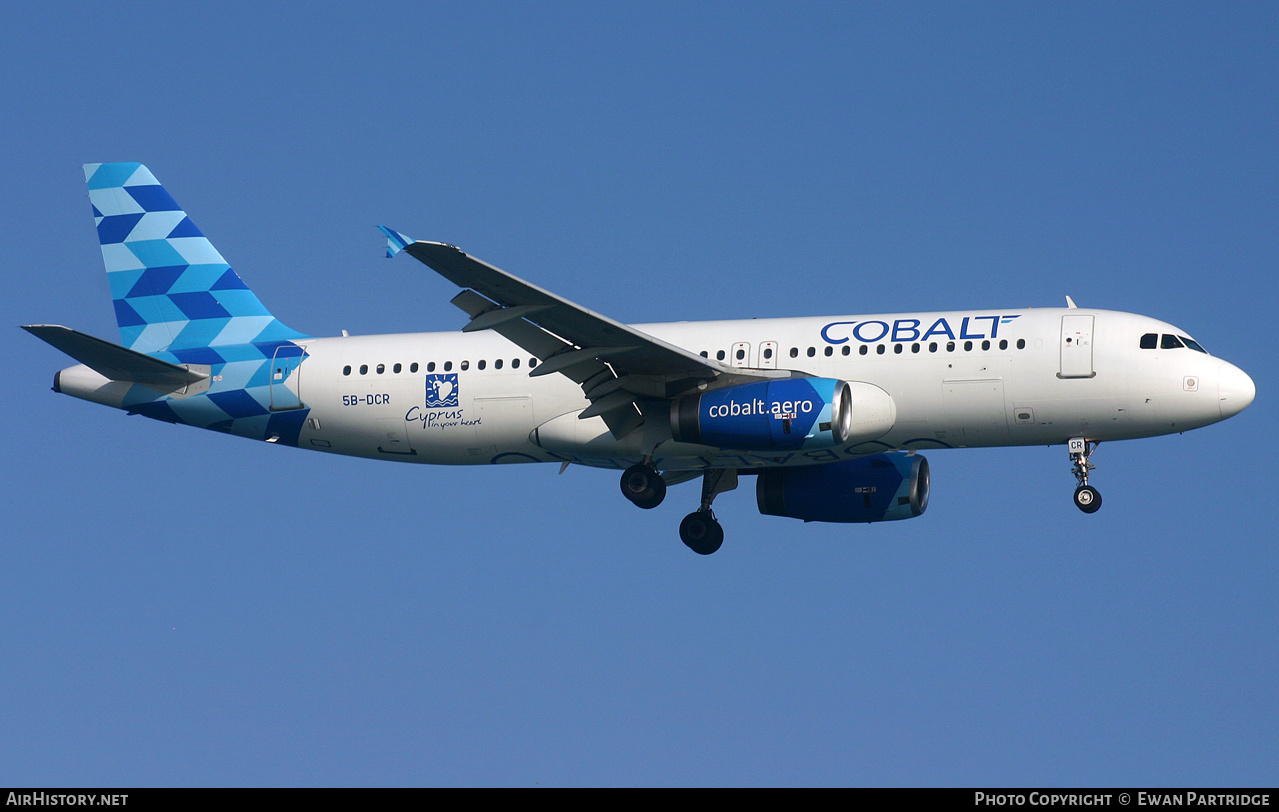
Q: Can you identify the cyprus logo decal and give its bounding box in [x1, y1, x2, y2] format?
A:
[425, 374, 459, 408]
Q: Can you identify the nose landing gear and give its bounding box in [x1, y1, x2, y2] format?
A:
[1069, 437, 1102, 514]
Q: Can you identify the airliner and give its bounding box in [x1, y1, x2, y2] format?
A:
[25, 163, 1256, 554]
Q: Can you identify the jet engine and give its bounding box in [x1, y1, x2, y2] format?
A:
[670, 378, 894, 451]
[756, 453, 929, 523]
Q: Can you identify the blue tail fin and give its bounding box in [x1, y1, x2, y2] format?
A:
[85, 162, 305, 353]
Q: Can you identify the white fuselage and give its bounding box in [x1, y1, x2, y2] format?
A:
[257, 306, 1250, 472]
[43, 163, 1257, 549]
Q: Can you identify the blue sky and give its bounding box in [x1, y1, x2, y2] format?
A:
[2, 2, 1275, 787]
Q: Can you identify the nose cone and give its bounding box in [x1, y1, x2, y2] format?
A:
[1217, 361, 1256, 419]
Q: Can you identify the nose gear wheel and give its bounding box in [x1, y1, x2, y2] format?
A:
[1068, 438, 1102, 514]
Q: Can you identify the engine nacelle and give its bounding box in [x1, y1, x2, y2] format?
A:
[670, 378, 894, 451]
[756, 453, 929, 523]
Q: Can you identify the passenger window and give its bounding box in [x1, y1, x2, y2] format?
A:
[478, 360, 486, 370]
[512, 358, 520, 369]
[529, 358, 537, 368]
[912, 343, 920, 353]
[1016, 339, 1026, 349]
[1161, 334, 1184, 349]
[841, 346, 850, 356]
[716, 350, 726, 361]
[999, 339, 1008, 350]
[411, 362, 419, 373]
[460, 360, 469, 371]
[894, 344, 903, 354]
[763, 348, 773, 359]
[789, 347, 799, 358]
[859, 345, 868, 356]
[946, 342, 956, 352]
[359, 364, 368, 375]
[738, 348, 748, 360]
[1140, 333, 1158, 350]
[427, 362, 436, 372]
[343, 365, 351, 376]
[981, 340, 990, 351]
[963, 341, 973, 351]
[393, 363, 402, 373]
[700, 351, 708, 358]
[807, 347, 816, 357]
[443, 361, 452, 371]
[929, 342, 938, 353]
[495, 359, 503, 369]
[876, 345, 885, 355]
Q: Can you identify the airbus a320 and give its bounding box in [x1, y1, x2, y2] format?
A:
[26, 163, 1256, 554]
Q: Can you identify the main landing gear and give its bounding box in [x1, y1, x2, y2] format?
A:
[620, 460, 666, 509]
[618, 464, 736, 555]
[678, 469, 737, 556]
[679, 511, 723, 556]
[1069, 437, 1102, 514]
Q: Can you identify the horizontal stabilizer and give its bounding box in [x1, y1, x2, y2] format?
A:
[23, 325, 209, 388]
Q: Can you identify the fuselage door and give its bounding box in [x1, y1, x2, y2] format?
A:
[1059, 315, 1095, 379]
[269, 344, 305, 410]
[731, 342, 751, 368]
[759, 341, 778, 369]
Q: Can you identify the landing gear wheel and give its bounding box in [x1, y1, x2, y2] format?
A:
[1073, 484, 1102, 514]
[679, 511, 724, 555]
[1068, 438, 1103, 515]
[620, 464, 666, 509]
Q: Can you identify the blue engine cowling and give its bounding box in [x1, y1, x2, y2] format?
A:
[670, 378, 855, 451]
[756, 453, 929, 523]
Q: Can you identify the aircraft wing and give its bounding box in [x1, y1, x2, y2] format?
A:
[382, 229, 786, 437]
[385, 232, 720, 378]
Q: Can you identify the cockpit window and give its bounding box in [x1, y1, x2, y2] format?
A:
[1141, 332, 1206, 353]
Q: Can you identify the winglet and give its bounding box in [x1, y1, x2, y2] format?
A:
[378, 226, 414, 258]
